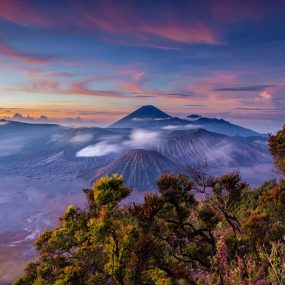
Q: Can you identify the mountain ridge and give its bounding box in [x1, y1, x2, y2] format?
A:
[109, 105, 263, 137]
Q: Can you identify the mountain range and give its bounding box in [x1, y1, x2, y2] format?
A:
[0, 105, 271, 191]
[109, 105, 263, 137]
[0, 105, 278, 281]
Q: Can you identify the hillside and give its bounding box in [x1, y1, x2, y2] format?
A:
[86, 149, 184, 190]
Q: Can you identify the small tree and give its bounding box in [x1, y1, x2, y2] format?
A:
[14, 175, 133, 285]
[269, 125, 285, 175]
[210, 173, 248, 236]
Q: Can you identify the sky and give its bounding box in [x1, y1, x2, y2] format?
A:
[0, 0, 285, 132]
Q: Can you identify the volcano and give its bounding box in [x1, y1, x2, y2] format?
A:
[86, 149, 184, 190]
[109, 105, 173, 128]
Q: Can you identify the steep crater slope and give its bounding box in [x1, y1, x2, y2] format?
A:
[86, 149, 184, 190]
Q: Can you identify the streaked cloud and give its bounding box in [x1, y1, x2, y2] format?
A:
[0, 1, 220, 47]
[0, 43, 55, 65]
[0, 0, 50, 26]
[234, 107, 283, 111]
[213, 85, 276, 92]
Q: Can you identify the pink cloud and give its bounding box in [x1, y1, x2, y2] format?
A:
[0, 0, 50, 26]
[1, 1, 282, 48]
[141, 22, 217, 44]
[0, 43, 53, 65]
[0, 1, 219, 46]
[22, 79, 63, 94]
[74, 2, 219, 45]
[108, 40, 183, 51]
[10, 76, 123, 99]
[68, 78, 128, 99]
[118, 82, 145, 94]
[117, 69, 147, 94]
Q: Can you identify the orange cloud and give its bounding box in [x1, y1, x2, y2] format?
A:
[117, 69, 147, 94]
[260, 91, 272, 100]
[9, 77, 124, 99]
[69, 78, 125, 98]
[118, 82, 145, 94]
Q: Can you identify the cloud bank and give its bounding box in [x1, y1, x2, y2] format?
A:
[70, 134, 94, 144]
[76, 129, 161, 157]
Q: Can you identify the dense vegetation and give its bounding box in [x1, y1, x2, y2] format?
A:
[269, 124, 285, 175]
[15, 127, 285, 285]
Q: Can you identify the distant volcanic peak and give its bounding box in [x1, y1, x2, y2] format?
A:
[128, 105, 171, 119]
[109, 105, 172, 128]
[0, 119, 9, 126]
[187, 114, 202, 119]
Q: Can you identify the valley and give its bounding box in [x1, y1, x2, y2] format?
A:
[0, 105, 280, 284]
